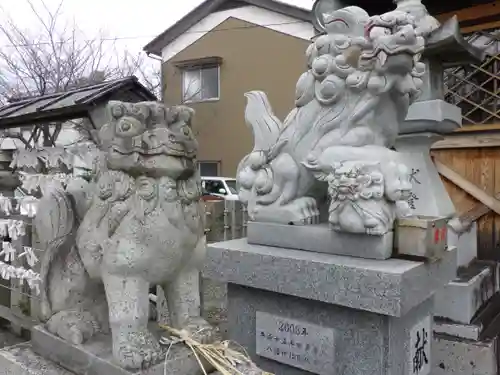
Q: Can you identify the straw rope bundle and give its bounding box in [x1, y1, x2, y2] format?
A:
[160, 324, 273, 375]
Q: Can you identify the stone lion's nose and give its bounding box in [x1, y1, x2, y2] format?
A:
[132, 136, 142, 148]
[141, 132, 158, 149]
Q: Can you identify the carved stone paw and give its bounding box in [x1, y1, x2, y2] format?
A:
[46, 309, 100, 345]
[288, 196, 320, 225]
[253, 196, 320, 225]
[115, 329, 162, 369]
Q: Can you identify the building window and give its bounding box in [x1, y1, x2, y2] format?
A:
[182, 65, 220, 103]
[198, 161, 220, 176]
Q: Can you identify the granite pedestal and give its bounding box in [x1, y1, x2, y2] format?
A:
[204, 239, 458, 375]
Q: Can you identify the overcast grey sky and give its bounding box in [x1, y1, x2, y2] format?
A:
[0, 0, 315, 57]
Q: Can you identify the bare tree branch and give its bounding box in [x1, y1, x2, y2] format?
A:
[0, 0, 161, 147]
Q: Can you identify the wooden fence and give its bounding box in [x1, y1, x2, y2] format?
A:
[204, 200, 248, 242]
[199, 200, 247, 326]
[433, 149, 500, 260]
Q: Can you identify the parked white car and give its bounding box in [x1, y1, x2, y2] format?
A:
[201, 177, 239, 201]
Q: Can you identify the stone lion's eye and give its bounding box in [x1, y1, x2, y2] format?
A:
[111, 105, 124, 118]
[114, 117, 146, 138]
[182, 126, 191, 136]
[120, 122, 131, 132]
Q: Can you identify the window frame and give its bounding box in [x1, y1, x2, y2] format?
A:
[181, 65, 220, 104]
[198, 161, 221, 177]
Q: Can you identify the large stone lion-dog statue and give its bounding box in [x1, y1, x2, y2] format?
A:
[237, 6, 427, 234]
[34, 101, 213, 369]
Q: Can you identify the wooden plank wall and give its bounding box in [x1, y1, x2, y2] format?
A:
[437, 1, 500, 33]
[432, 148, 500, 260]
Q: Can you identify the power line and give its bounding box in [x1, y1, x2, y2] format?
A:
[0, 20, 308, 49]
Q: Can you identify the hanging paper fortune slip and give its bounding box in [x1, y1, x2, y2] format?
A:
[19, 246, 38, 267]
[0, 241, 16, 262]
[0, 195, 12, 216]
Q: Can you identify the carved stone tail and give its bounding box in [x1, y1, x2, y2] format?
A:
[244, 91, 282, 152]
[236, 92, 283, 200]
[34, 188, 78, 321]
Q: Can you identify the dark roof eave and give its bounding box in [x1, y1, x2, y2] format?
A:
[0, 104, 91, 130]
[81, 78, 157, 104]
[118, 76, 158, 102]
[0, 76, 157, 129]
[143, 0, 311, 57]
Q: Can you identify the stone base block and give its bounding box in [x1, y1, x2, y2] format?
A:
[31, 325, 210, 375]
[226, 283, 435, 375]
[0, 343, 74, 375]
[213, 363, 267, 375]
[247, 222, 393, 260]
[432, 334, 497, 375]
[205, 241, 458, 374]
[434, 262, 497, 324]
[434, 319, 482, 341]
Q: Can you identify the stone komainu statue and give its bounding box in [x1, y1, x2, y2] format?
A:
[236, 6, 428, 235]
[34, 101, 213, 369]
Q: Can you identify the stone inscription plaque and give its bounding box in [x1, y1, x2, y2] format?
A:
[409, 314, 431, 375]
[255, 311, 335, 374]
